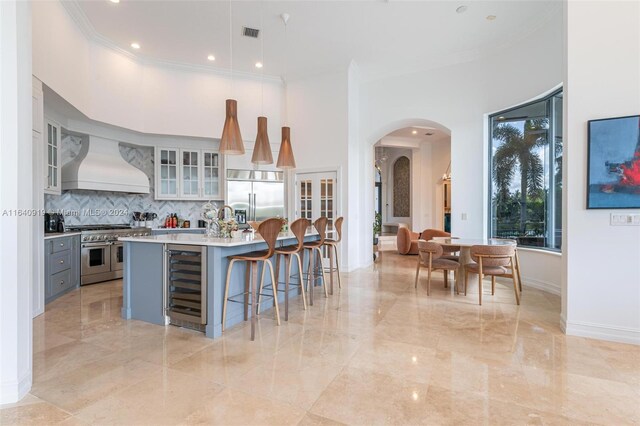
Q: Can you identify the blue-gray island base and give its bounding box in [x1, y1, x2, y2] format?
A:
[120, 232, 320, 339]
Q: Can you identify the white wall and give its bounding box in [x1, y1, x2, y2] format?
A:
[428, 137, 451, 232]
[286, 69, 354, 268]
[0, 0, 34, 403]
[563, 1, 640, 344]
[32, 0, 284, 144]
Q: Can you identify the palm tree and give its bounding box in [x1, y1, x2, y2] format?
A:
[493, 118, 549, 234]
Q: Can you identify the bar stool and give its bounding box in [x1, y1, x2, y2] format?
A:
[267, 218, 309, 321]
[221, 218, 283, 340]
[303, 217, 328, 306]
[323, 217, 343, 295]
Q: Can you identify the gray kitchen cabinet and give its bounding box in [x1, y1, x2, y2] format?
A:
[45, 235, 80, 304]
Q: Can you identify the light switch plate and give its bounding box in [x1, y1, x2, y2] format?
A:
[610, 213, 640, 226]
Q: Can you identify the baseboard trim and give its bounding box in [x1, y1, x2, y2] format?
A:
[0, 371, 32, 404]
[565, 320, 640, 345]
[522, 276, 561, 296]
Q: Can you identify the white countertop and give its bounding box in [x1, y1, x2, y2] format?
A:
[44, 232, 81, 240]
[152, 228, 206, 231]
[119, 230, 318, 247]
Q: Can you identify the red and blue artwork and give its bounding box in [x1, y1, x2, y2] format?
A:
[588, 115, 640, 209]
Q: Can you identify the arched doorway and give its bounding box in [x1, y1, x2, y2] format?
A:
[370, 120, 452, 255]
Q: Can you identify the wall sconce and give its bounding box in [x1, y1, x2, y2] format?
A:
[442, 161, 451, 181]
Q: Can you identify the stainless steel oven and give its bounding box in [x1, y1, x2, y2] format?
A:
[72, 225, 150, 285]
[111, 242, 124, 272]
[81, 242, 112, 281]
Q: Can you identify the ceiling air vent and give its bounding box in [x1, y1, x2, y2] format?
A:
[242, 27, 260, 38]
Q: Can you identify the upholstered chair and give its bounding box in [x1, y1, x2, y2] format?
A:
[419, 229, 450, 241]
[465, 244, 520, 306]
[414, 240, 460, 296]
[397, 226, 420, 255]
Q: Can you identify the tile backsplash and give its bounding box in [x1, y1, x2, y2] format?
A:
[45, 136, 220, 227]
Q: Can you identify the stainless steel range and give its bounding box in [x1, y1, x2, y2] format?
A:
[66, 225, 151, 285]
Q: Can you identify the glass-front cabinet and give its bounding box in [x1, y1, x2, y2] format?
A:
[155, 147, 223, 200]
[44, 118, 62, 195]
[156, 148, 179, 199]
[180, 149, 200, 198]
[202, 150, 221, 199]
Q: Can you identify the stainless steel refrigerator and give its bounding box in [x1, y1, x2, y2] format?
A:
[226, 169, 285, 225]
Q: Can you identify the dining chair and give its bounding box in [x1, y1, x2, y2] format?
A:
[489, 238, 523, 292]
[440, 237, 460, 288]
[415, 240, 460, 296]
[464, 244, 520, 305]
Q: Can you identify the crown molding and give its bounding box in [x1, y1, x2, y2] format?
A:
[60, 0, 284, 85]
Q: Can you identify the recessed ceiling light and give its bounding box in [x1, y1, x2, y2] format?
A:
[456, 5, 467, 14]
[130, 42, 140, 49]
[207, 55, 215, 61]
[486, 15, 497, 21]
[411, 130, 418, 135]
[109, 0, 120, 3]
[255, 62, 263, 69]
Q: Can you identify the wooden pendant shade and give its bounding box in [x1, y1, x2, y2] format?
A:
[220, 99, 245, 155]
[276, 126, 296, 169]
[251, 116, 273, 165]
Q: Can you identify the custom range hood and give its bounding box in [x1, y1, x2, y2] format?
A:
[61, 135, 150, 194]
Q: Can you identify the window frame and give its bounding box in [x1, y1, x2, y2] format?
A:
[487, 88, 563, 252]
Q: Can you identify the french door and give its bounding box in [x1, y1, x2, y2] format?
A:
[295, 171, 338, 238]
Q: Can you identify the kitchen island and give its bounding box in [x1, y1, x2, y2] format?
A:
[119, 231, 319, 339]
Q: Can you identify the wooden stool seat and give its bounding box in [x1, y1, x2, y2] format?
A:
[229, 250, 270, 261]
[274, 245, 299, 254]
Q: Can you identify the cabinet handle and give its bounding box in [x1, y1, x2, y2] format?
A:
[59, 260, 64, 264]
[59, 280, 64, 285]
[60, 243, 64, 246]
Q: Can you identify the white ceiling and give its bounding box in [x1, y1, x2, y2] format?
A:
[387, 126, 447, 140]
[69, 0, 561, 81]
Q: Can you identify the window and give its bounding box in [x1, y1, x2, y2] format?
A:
[489, 89, 563, 250]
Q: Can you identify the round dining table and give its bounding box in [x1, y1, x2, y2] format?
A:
[427, 238, 517, 293]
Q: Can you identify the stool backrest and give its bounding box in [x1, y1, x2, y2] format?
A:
[333, 217, 344, 242]
[313, 217, 328, 244]
[258, 218, 284, 257]
[470, 244, 515, 267]
[290, 218, 310, 252]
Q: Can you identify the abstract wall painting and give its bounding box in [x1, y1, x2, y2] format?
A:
[587, 115, 640, 209]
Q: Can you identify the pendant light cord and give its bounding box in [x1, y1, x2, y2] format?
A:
[229, 0, 233, 96]
[283, 16, 288, 126]
[260, 0, 264, 115]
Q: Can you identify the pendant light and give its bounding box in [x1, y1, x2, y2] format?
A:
[220, 0, 244, 155]
[276, 12, 296, 169]
[251, 0, 273, 165]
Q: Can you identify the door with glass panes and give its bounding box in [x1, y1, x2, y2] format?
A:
[295, 172, 338, 238]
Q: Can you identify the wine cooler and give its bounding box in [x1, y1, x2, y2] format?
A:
[164, 244, 207, 332]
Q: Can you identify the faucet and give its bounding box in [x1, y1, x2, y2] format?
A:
[218, 205, 234, 221]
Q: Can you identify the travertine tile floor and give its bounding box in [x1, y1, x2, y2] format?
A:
[2, 252, 639, 425]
